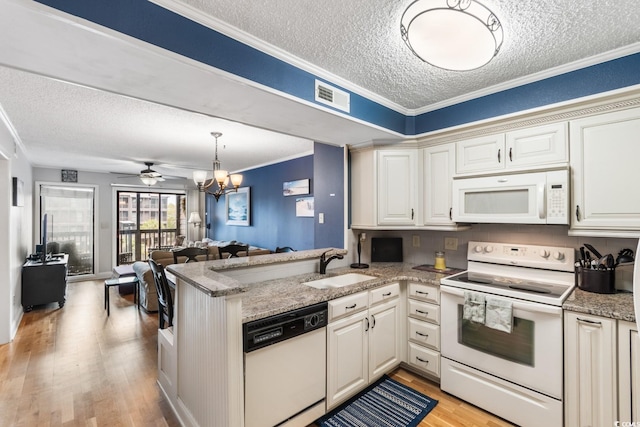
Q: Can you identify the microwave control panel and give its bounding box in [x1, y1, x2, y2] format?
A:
[546, 170, 569, 224]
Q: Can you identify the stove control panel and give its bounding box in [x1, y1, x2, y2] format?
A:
[468, 241, 575, 272]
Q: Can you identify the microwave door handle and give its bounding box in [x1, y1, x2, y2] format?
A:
[538, 183, 546, 219]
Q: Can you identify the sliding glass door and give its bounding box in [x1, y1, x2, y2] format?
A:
[117, 191, 186, 264]
[39, 184, 96, 276]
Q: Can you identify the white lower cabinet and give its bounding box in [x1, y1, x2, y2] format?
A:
[326, 283, 401, 409]
[406, 282, 440, 378]
[618, 320, 639, 423]
[564, 311, 617, 427]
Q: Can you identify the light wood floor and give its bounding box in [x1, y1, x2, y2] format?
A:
[0, 279, 514, 426]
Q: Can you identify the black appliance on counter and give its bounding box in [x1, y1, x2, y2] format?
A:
[371, 237, 403, 262]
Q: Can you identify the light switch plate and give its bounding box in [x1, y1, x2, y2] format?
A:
[412, 235, 420, 247]
[444, 237, 458, 250]
[318, 213, 324, 224]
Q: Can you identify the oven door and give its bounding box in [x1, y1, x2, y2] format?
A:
[440, 285, 563, 398]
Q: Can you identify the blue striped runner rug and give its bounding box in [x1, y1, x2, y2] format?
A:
[316, 375, 438, 427]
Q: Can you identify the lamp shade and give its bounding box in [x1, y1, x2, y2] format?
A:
[188, 212, 202, 224]
[193, 170, 208, 186]
[140, 176, 158, 186]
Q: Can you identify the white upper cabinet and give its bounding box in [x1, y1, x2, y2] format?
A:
[377, 150, 418, 226]
[422, 144, 455, 225]
[456, 122, 568, 175]
[456, 134, 505, 174]
[570, 107, 640, 234]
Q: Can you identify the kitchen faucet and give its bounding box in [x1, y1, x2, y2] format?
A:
[319, 250, 344, 274]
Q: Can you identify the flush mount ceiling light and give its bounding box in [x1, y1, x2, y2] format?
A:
[401, 0, 503, 71]
[193, 132, 243, 202]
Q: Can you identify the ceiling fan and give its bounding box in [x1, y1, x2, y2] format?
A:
[116, 162, 166, 185]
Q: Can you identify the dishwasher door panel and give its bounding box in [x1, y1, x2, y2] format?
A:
[244, 327, 326, 427]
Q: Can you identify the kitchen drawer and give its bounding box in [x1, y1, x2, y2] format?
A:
[370, 282, 400, 306]
[328, 291, 368, 321]
[408, 342, 440, 378]
[408, 282, 439, 304]
[408, 299, 440, 324]
[408, 317, 440, 351]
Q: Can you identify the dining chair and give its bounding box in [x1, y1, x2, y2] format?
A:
[148, 259, 174, 329]
[218, 244, 250, 259]
[172, 246, 208, 264]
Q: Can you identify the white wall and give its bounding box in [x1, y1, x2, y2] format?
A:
[0, 118, 32, 344]
[32, 167, 193, 277]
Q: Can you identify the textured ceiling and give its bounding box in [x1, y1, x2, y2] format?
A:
[1, 0, 640, 180]
[177, 0, 640, 109]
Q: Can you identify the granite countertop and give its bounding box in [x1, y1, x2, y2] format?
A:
[563, 288, 635, 323]
[239, 263, 454, 323]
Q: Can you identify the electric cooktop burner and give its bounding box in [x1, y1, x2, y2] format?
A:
[453, 272, 568, 298]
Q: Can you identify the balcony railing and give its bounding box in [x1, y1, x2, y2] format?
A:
[47, 231, 93, 276]
[118, 228, 179, 264]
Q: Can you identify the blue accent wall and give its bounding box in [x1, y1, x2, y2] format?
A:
[36, 0, 640, 135]
[207, 155, 315, 251]
[313, 143, 344, 249]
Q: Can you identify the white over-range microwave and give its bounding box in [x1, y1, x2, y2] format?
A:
[452, 168, 569, 224]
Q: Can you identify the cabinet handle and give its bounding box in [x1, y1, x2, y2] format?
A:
[577, 317, 602, 326]
[497, 148, 501, 163]
[416, 356, 429, 364]
[416, 290, 429, 295]
[411, 208, 414, 220]
[416, 309, 429, 315]
[415, 331, 429, 337]
[449, 207, 452, 220]
[345, 304, 357, 310]
[382, 292, 392, 297]
[364, 317, 370, 331]
[371, 315, 376, 329]
[509, 147, 513, 162]
[575, 205, 581, 222]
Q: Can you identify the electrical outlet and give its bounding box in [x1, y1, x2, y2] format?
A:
[444, 237, 458, 250]
[318, 213, 324, 224]
[412, 235, 420, 247]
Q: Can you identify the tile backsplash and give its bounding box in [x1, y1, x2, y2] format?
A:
[350, 224, 638, 270]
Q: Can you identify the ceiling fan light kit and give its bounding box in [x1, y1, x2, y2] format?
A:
[193, 132, 243, 201]
[401, 0, 503, 71]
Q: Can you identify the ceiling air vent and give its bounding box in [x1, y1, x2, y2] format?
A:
[315, 80, 350, 113]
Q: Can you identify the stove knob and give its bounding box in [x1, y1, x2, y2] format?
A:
[553, 251, 565, 261]
[474, 245, 484, 253]
[540, 249, 550, 258]
[485, 245, 494, 253]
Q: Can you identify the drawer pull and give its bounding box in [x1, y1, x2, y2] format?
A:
[345, 304, 357, 310]
[415, 331, 429, 338]
[382, 292, 392, 297]
[577, 317, 602, 326]
[416, 356, 429, 364]
[416, 309, 429, 315]
[415, 290, 429, 295]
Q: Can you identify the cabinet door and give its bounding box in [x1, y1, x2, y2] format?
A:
[505, 122, 568, 168]
[377, 150, 418, 225]
[350, 149, 376, 227]
[564, 312, 617, 427]
[368, 298, 400, 380]
[570, 108, 640, 231]
[618, 320, 639, 423]
[456, 134, 505, 174]
[326, 310, 368, 409]
[422, 144, 455, 225]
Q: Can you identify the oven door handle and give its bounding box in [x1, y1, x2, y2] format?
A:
[440, 285, 563, 316]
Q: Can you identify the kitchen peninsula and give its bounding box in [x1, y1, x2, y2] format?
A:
[162, 248, 449, 427]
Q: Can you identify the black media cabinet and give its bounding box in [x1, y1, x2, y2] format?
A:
[22, 254, 69, 312]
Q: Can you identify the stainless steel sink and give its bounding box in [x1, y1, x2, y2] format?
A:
[302, 273, 376, 289]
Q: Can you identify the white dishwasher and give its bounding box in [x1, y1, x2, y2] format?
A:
[244, 302, 327, 427]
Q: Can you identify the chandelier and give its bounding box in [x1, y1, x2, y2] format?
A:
[193, 132, 243, 201]
[401, 0, 503, 71]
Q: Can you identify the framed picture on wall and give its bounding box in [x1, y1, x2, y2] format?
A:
[226, 187, 250, 226]
[296, 196, 314, 217]
[283, 179, 310, 196]
[12, 177, 24, 207]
